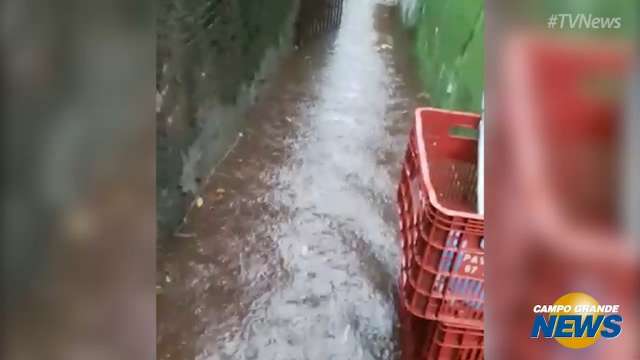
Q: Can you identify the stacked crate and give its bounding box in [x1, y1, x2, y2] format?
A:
[397, 108, 485, 360]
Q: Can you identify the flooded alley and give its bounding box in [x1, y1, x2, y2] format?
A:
[157, 1, 423, 358]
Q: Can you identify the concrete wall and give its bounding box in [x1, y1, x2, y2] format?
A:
[156, 0, 299, 233]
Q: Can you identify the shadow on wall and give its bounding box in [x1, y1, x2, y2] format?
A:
[156, 0, 299, 235]
[156, 0, 348, 236]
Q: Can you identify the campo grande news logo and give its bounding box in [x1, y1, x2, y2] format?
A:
[530, 292, 623, 349]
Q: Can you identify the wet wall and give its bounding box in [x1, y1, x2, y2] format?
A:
[157, 0, 299, 233]
[400, 0, 484, 112]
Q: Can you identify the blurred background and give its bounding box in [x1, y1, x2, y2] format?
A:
[486, 0, 639, 359]
[1, 0, 154, 359]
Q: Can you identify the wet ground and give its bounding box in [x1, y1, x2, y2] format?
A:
[158, 1, 423, 359]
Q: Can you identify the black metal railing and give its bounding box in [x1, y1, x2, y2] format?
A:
[295, 0, 344, 45]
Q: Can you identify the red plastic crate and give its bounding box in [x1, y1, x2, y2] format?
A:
[422, 322, 484, 360]
[401, 266, 483, 328]
[399, 299, 484, 360]
[398, 297, 434, 360]
[397, 108, 485, 326]
[431, 322, 483, 348]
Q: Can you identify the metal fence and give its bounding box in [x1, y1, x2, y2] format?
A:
[295, 0, 344, 45]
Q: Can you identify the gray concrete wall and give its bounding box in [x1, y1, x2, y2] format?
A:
[156, 0, 299, 234]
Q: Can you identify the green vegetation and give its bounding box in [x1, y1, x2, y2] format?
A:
[401, 0, 484, 113]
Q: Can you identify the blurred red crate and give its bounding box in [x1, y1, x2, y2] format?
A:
[397, 108, 484, 327]
[501, 36, 630, 228]
[490, 34, 636, 359]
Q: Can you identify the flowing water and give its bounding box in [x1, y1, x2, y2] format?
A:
[157, 1, 424, 358]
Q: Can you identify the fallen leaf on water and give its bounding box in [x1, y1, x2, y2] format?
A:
[174, 232, 196, 238]
[216, 188, 226, 194]
[342, 324, 350, 343]
[417, 92, 431, 100]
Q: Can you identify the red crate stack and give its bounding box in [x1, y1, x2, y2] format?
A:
[397, 108, 485, 359]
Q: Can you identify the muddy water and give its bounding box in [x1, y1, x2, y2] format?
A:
[157, 1, 423, 359]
